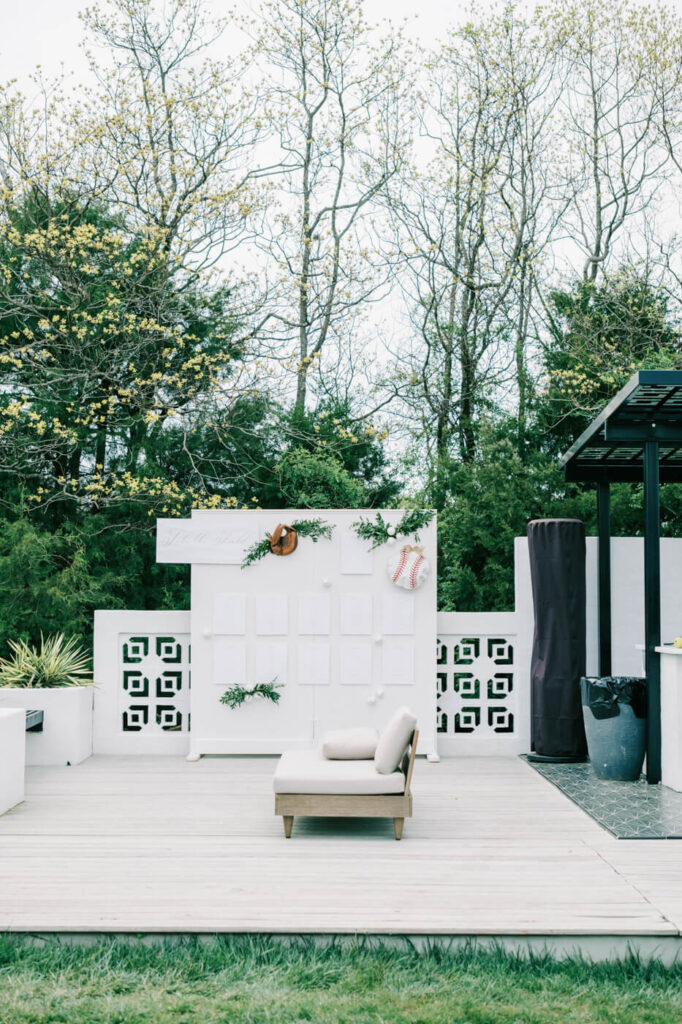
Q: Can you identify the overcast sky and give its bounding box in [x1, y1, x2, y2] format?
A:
[1, 0, 466, 89]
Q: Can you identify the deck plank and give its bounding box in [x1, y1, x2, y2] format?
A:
[0, 756, 679, 936]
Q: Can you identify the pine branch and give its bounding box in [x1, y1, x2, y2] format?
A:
[240, 518, 333, 568]
[351, 510, 435, 550]
[220, 679, 283, 709]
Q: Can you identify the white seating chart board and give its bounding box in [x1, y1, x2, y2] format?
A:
[157, 509, 437, 756]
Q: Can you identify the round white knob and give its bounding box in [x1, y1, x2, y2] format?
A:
[368, 695, 376, 705]
[202, 627, 211, 638]
[373, 634, 383, 644]
[322, 577, 332, 588]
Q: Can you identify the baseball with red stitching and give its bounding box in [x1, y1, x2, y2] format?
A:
[386, 543, 430, 590]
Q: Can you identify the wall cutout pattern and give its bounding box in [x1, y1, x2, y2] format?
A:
[119, 633, 191, 734]
[436, 634, 516, 738]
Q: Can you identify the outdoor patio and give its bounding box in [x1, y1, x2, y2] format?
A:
[2, 754, 681, 957]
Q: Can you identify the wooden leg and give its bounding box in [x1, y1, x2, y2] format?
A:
[283, 815, 294, 838]
[393, 817, 404, 840]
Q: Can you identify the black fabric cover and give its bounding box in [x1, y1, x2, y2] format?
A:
[528, 518, 587, 758]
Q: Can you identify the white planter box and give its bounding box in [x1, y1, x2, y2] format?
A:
[0, 687, 93, 766]
[0, 708, 25, 814]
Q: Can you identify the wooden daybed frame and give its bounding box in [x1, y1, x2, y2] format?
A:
[275, 729, 419, 840]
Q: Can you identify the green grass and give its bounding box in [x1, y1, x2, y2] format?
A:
[1, 936, 681, 1023]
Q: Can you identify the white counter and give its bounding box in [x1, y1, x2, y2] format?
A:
[655, 646, 682, 792]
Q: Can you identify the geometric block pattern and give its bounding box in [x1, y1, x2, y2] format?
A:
[119, 633, 190, 734]
[436, 635, 516, 737]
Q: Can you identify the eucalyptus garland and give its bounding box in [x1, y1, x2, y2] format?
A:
[220, 679, 283, 709]
[241, 518, 334, 568]
[351, 509, 435, 550]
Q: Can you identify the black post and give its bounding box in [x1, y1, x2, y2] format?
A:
[643, 440, 661, 784]
[597, 482, 612, 677]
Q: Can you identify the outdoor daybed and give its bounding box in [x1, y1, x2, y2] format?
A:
[273, 707, 418, 840]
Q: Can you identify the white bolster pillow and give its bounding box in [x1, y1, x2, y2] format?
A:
[322, 727, 379, 760]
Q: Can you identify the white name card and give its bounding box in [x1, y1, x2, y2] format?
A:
[156, 518, 260, 564]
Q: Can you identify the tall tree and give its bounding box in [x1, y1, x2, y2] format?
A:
[252, 0, 410, 413]
[540, 0, 671, 283]
[387, 8, 563, 483]
[79, 0, 266, 275]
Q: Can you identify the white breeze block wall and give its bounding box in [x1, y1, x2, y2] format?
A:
[0, 708, 24, 815]
[93, 610, 191, 755]
[436, 611, 531, 756]
[91, 534, 682, 757]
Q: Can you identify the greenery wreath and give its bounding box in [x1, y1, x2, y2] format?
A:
[351, 509, 435, 550]
[220, 679, 283, 709]
[241, 518, 334, 568]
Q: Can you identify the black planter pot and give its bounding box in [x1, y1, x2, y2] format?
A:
[580, 677, 647, 781]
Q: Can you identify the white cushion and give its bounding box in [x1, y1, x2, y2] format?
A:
[273, 749, 405, 795]
[374, 706, 417, 774]
[322, 727, 379, 760]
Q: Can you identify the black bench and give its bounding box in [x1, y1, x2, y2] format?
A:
[25, 709, 44, 732]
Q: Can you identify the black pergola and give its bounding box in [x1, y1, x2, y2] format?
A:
[560, 370, 682, 784]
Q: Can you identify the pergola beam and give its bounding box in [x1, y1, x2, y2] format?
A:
[564, 465, 682, 483]
[604, 424, 682, 443]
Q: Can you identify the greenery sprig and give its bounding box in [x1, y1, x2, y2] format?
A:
[240, 518, 334, 568]
[220, 679, 283, 709]
[351, 510, 435, 550]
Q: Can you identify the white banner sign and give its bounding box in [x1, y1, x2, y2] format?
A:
[156, 518, 260, 564]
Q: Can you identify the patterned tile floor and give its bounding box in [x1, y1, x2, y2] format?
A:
[521, 757, 682, 839]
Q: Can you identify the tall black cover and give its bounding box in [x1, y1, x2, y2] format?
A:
[528, 518, 587, 759]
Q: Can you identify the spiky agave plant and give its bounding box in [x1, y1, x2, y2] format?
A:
[0, 633, 92, 688]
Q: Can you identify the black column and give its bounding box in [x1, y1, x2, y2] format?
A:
[643, 440, 661, 784]
[597, 482, 612, 677]
[527, 518, 587, 760]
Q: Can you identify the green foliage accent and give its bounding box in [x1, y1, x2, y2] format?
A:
[1, 936, 682, 1024]
[219, 679, 283, 709]
[542, 273, 682, 454]
[0, 633, 92, 688]
[239, 538, 272, 569]
[352, 509, 435, 550]
[240, 518, 334, 568]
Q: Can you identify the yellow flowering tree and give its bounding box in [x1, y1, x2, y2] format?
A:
[0, 196, 243, 517]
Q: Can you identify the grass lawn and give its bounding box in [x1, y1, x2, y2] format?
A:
[1, 936, 681, 1024]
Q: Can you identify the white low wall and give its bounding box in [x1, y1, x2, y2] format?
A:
[0, 708, 25, 814]
[517, 535, 682, 678]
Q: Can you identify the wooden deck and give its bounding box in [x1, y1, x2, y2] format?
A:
[1, 755, 681, 954]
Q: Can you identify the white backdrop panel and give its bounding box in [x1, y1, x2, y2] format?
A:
[185, 509, 437, 755]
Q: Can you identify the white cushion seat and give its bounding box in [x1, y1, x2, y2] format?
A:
[273, 748, 405, 795]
